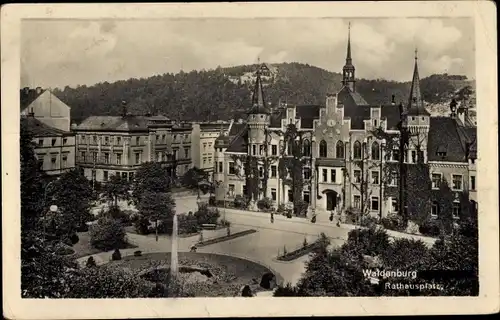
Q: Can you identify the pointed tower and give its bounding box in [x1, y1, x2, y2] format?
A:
[406, 49, 430, 164]
[342, 22, 356, 92]
[247, 67, 271, 159]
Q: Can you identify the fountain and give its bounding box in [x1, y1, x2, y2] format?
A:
[170, 212, 179, 276]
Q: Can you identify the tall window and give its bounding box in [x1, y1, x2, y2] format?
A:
[452, 174, 463, 190]
[104, 152, 110, 164]
[336, 141, 344, 159]
[452, 201, 461, 218]
[371, 142, 380, 160]
[50, 156, 57, 169]
[259, 145, 264, 155]
[391, 198, 398, 213]
[389, 171, 398, 186]
[353, 195, 361, 209]
[116, 153, 122, 165]
[259, 166, 264, 178]
[38, 139, 43, 146]
[411, 150, 417, 163]
[184, 147, 190, 158]
[81, 151, 86, 162]
[322, 169, 328, 182]
[288, 190, 293, 202]
[103, 171, 109, 181]
[330, 169, 336, 183]
[135, 152, 141, 164]
[271, 188, 277, 201]
[303, 168, 311, 180]
[353, 170, 361, 183]
[371, 196, 379, 211]
[135, 137, 140, 145]
[62, 155, 68, 168]
[51, 138, 57, 146]
[431, 173, 441, 189]
[319, 140, 327, 157]
[104, 136, 109, 145]
[392, 149, 400, 161]
[63, 138, 68, 146]
[271, 144, 278, 156]
[218, 161, 223, 173]
[228, 184, 235, 197]
[156, 152, 162, 162]
[303, 139, 311, 157]
[470, 175, 476, 191]
[287, 139, 294, 156]
[252, 145, 257, 156]
[353, 141, 362, 159]
[228, 162, 236, 175]
[371, 171, 380, 184]
[303, 191, 310, 204]
[271, 165, 277, 178]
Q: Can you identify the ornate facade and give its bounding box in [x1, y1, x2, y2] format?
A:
[214, 26, 477, 221]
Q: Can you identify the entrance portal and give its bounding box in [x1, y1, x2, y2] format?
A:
[324, 190, 338, 211]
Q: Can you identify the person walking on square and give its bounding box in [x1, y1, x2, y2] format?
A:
[270, 212, 274, 223]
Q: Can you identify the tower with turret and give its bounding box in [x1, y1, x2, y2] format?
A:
[247, 68, 271, 157]
[342, 22, 356, 92]
[405, 49, 430, 164]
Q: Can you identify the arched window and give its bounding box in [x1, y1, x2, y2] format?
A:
[303, 139, 311, 157]
[371, 141, 380, 160]
[319, 140, 327, 158]
[353, 141, 362, 159]
[336, 141, 344, 159]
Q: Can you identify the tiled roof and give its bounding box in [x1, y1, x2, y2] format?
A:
[20, 88, 46, 111]
[427, 117, 469, 162]
[381, 105, 402, 130]
[226, 125, 248, 153]
[76, 115, 153, 132]
[338, 86, 369, 107]
[21, 116, 71, 137]
[215, 123, 247, 149]
[296, 105, 321, 129]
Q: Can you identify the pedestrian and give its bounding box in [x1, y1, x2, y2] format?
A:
[270, 212, 274, 223]
[190, 244, 197, 252]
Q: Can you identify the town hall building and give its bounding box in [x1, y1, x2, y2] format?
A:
[214, 26, 477, 221]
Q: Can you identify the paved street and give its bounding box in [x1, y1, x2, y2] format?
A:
[81, 195, 436, 286]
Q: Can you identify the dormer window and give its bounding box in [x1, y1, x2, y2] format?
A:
[436, 151, 447, 158]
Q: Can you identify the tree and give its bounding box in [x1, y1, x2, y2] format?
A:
[102, 173, 130, 208]
[135, 191, 176, 241]
[48, 168, 95, 233]
[131, 162, 173, 205]
[432, 178, 455, 235]
[381, 238, 430, 270]
[181, 167, 209, 197]
[89, 217, 127, 251]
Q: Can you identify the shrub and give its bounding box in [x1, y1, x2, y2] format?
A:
[134, 216, 150, 235]
[419, 220, 441, 237]
[90, 217, 127, 251]
[134, 250, 142, 257]
[274, 283, 300, 296]
[345, 226, 390, 256]
[345, 206, 361, 224]
[194, 204, 220, 225]
[405, 220, 420, 234]
[233, 195, 248, 209]
[86, 256, 97, 267]
[277, 203, 286, 213]
[294, 200, 309, 216]
[257, 197, 273, 211]
[178, 214, 199, 234]
[360, 215, 378, 228]
[111, 249, 122, 261]
[208, 195, 216, 206]
[380, 214, 405, 231]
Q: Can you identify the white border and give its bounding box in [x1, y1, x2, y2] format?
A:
[2, 2, 498, 318]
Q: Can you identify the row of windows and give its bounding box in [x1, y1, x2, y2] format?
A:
[37, 154, 69, 170]
[202, 142, 213, 150]
[80, 134, 190, 146]
[37, 138, 68, 147]
[431, 173, 473, 191]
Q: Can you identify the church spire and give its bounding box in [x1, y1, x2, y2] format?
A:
[248, 67, 269, 114]
[346, 22, 352, 65]
[342, 22, 356, 92]
[407, 48, 430, 116]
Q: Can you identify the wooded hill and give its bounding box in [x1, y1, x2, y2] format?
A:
[51, 62, 475, 123]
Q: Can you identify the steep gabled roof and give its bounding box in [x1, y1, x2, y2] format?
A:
[21, 116, 72, 137]
[270, 108, 286, 128]
[248, 68, 270, 115]
[296, 105, 321, 129]
[225, 124, 248, 153]
[427, 117, 469, 162]
[20, 88, 46, 111]
[338, 86, 369, 107]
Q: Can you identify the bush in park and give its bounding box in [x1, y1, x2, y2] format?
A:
[90, 217, 127, 251]
[111, 249, 122, 261]
[86, 256, 97, 267]
[345, 227, 390, 257]
[134, 216, 151, 235]
[178, 214, 199, 234]
[194, 204, 220, 225]
[209, 195, 216, 206]
[294, 200, 309, 216]
[257, 197, 273, 211]
[419, 220, 441, 237]
[359, 215, 378, 228]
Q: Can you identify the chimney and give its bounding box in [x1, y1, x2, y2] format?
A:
[35, 87, 42, 95]
[121, 101, 127, 118]
[23, 87, 30, 95]
[391, 94, 396, 105]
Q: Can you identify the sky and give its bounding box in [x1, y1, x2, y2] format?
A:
[21, 18, 475, 89]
